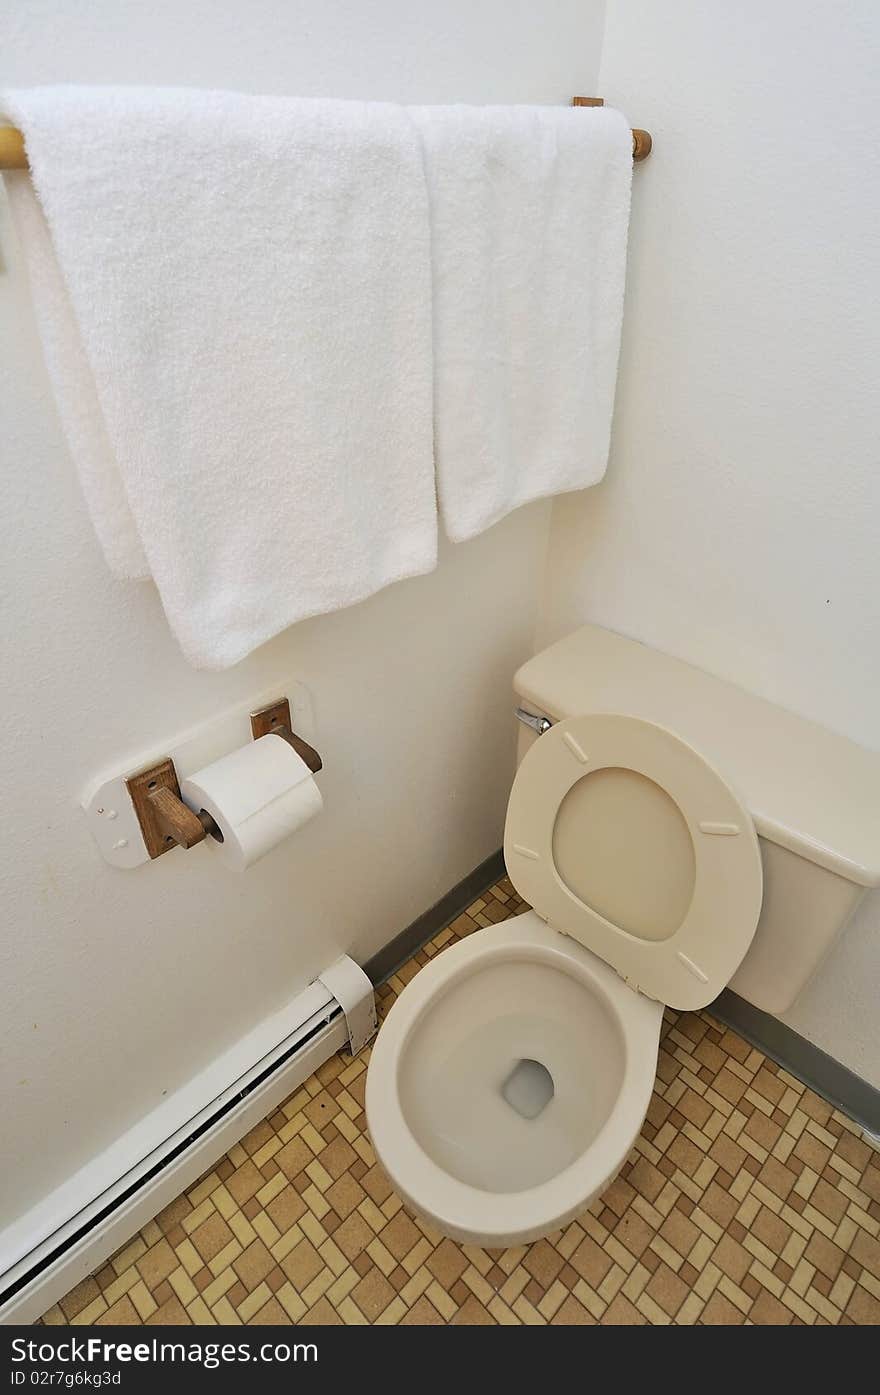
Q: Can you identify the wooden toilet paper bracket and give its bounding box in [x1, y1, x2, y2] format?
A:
[250, 698, 323, 774]
[126, 696, 322, 859]
[125, 758, 220, 858]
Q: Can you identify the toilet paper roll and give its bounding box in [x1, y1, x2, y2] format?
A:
[181, 733, 323, 870]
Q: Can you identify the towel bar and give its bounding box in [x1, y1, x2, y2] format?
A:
[0, 99, 651, 171]
[0, 127, 26, 168]
[571, 95, 652, 161]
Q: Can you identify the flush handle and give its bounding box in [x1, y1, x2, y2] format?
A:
[515, 707, 553, 736]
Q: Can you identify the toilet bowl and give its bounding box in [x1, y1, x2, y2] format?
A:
[366, 625, 880, 1248]
[365, 911, 663, 1246]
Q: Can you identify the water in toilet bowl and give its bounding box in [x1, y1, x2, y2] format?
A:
[397, 957, 626, 1193]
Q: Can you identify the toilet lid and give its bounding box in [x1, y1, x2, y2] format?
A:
[504, 714, 763, 1010]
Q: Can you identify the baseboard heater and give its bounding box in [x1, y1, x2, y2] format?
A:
[0, 957, 376, 1325]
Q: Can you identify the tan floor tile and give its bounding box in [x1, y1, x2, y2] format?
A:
[845, 1283, 880, 1324]
[136, 1239, 178, 1290]
[260, 1184, 305, 1236]
[750, 1288, 795, 1325]
[128, 1281, 157, 1321]
[659, 1207, 700, 1260]
[400, 1295, 443, 1325]
[645, 1261, 689, 1318]
[522, 1238, 564, 1287]
[168, 1267, 198, 1307]
[850, 1228, 880, 1279]
[380, 1211, 421, 1262]
[613, 1206, 654, 1259]
[602, 1293, 647, 1325]
[207, 1237, 242, 1278]
[804, 1229, 846, 1280]
[546, 1294, 593, 1325]
[273, 1136, 312, 1182]
[238, 1282, 273, 1323]
[245, 1296, 287, 1324]
[225, 1161, 265, 1207]
[233, 1238, 276, 1291]
[628, 1157, 667, 1202]
[59, 1278, 101, 1322]
[279, 1237, 324, 1290]
[425, 1280, 458, 1321]
[210, 1296, 241, 1325]
[145, 1296, 191, 1325]
[351, 1267, 395, 1321]
[325, 1174, 365, 1219]
[190, 1212, 234, 1264]
[454, 1294, 496, 1324]
[298, 1296, 340, 1325]
[426, 1237, 468, 1288]
[711, 1232, 750, 1285]
[570, 1232, 614, 1287]
[95, 1296, 140, 1324]
[70, 1297, 108, 1326]
[700, 1290, 745, 1325]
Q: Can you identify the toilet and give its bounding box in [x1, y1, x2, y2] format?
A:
[365, 624, 880, 1248]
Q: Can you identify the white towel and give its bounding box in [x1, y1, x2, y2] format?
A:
[4, 86, 436, 668]
[411, 103, 633, 542]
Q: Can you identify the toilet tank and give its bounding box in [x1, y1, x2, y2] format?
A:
[513, 625, 880, 1015]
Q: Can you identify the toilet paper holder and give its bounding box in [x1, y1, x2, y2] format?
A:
[126, 698, 322, 859]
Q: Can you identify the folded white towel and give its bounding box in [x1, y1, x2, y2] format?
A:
[411, 103, 633, 543]
[4, 86, 436, 668]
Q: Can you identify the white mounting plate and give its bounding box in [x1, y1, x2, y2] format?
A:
[82, 681, 318, 869]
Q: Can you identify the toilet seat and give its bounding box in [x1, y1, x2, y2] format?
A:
[505, 714, 763, 1010]
[365, 912, 665, 1248]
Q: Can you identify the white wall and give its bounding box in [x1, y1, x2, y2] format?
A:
[0, 0, 607, 1234]
[540, 0, 880, 1084]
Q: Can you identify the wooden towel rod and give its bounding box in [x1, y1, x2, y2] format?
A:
[0, 97, 651, 172]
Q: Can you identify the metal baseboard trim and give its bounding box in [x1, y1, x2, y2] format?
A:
[711, 989, 880, 1136]
[364, 849, 506, 987]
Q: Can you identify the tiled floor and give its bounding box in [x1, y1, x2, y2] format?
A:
[42, 878, 880, 1326]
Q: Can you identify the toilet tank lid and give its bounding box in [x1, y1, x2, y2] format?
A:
[514, 625, 880, 888]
